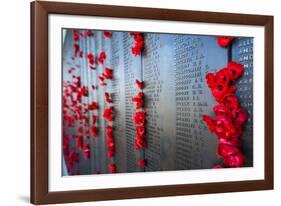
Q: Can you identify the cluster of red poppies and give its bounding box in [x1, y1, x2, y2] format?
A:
[73, 29, 80, 58]
[63, 29, 119, 175]
[87, 53, 95, 69]
[203, 59, 248, 168]
[130, 32, 144, 56]
[98, 67, 113, 87]
[98, 51, 106, 65]
[132, 79, 147, 168]
[103, 94, 117, 172]
[63, 132, 80, 175]
[63, 73, 100, 174]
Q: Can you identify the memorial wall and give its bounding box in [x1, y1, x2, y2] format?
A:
[62, 29, 253, 175]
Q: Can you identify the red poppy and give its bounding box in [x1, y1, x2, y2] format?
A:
[103, 106, 113, 122]
[86, 30, 92, 37]
[76, 135, 83, 149]
[213, 104, 230, 117]
[77, 126, 83, 134]
[73, 43, 79, 57]
[131, 46, 142, 56]
[138, 159, 146, 167]
[104, 31, 112, 38]
[73, 29, 79, 42]
[133, 111, 146, 126]
[67, 68, 75, 74]
[217, 36, 234, 47]
[217, 143, 240, 157]
[104, 92, 111, 103]
[135, 79, 144, 89]
[88, 101, 99, 110]
[79, 51, 83, 58]
[132, 92, 144, 109]
[98, 76, 104, 82]
[98, 51, 106, 64]
[107, 139, 115, 158]
[134, 137, 145, 150]
[130, 32, 144, 56]
[227, 61, 244, 81]
[202, 115, 215, 133]
[212, 83, 235, 103]
[106, 125, 113, 139]
[92, 115, 97, 124]
[69, 151, 79, 163]
[232, 108, 248, 126]
[87, 53, 95, 65]
[79, 86, 88, 97]
[103, 68, 113, 79]
[222, 93, 240, 110]
[216, 68, 230, 85]
[90, 125, 98, 138]
[136, 125, 145, 137]
[206, 73, 217, 90]
[214, 116, 236, 139]
[109, 163, 116, 173]
[223, 152, 245, 168]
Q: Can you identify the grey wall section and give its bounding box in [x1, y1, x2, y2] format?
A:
[62, 29, 254, 175]
[231, 37, 254, 167]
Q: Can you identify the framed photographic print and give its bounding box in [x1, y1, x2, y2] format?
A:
[30, 0, 274, 204]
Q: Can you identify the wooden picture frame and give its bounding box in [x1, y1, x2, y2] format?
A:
[31, 0, 274, 204]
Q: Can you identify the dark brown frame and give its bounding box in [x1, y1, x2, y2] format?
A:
[31, 0, 274, 204]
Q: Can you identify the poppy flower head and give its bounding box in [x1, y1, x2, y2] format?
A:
[103, 106, 114, 122]
[76, 135, 83, 149]
[223, 152, 245, 168]
[88, 101, 99, 110]
[138, 159, 146, 167]
[73, 43, 79, 57]
[206, 73, 217, 89]
[87, 53, 95, 65]
[134, 137, 145, 150]
[213, 104, 230, 117]
[104, 68, 113, 79]
[86, 30, 92, 37]
[130, 32, 144, 56]
[217, 36, 234, 47]
[73, 29, 79, 42]
[79, 51, 83, 58]
[202, 115, 215, 133]
[98, 51, 106, 64]
[133, 111, 146, 126]
[222, 93, 240, 110]
[232, 108, 248, 126]
[227, 61, 244, 81]
[216, 68, 230, 85]
[104, 31, 112, 38]
[135, 79, 144, 89]
[104, 92, 111, 103]
[90, 125, 98, 138]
